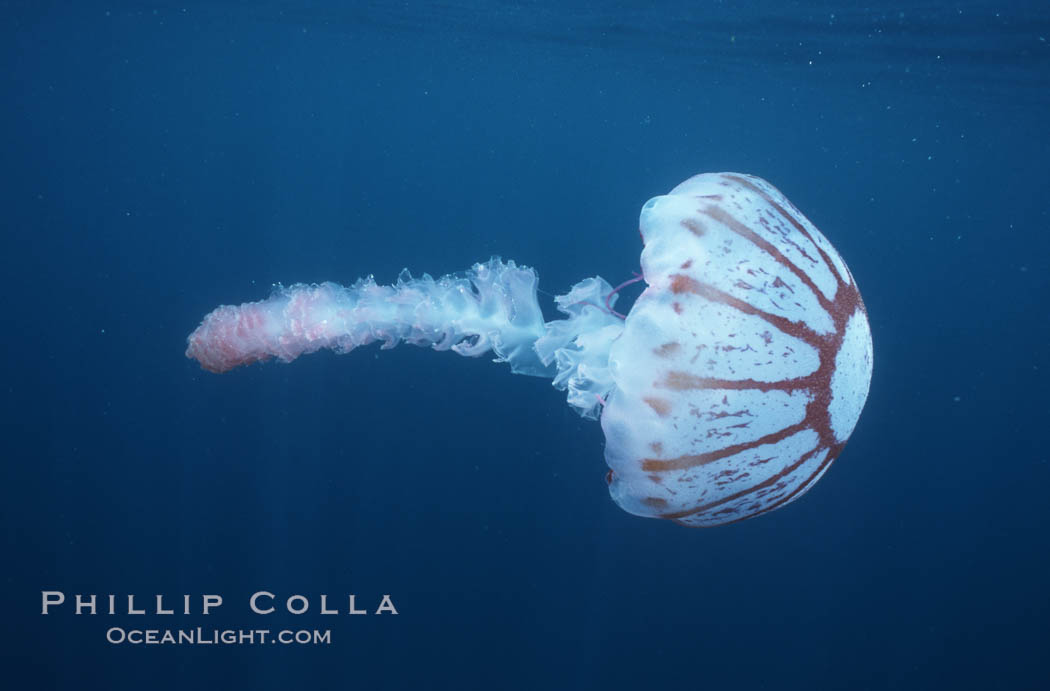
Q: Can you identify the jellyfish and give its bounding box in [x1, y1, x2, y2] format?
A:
[186, 173, 873, 526]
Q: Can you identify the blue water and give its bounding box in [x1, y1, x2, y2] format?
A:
[2, 1, 1048, 689]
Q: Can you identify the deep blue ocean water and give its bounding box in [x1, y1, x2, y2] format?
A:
[2, 1, 1048, 689]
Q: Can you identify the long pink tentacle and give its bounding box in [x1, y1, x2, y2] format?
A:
[566, 271, 644, 320]
[604, 272, 645, 319]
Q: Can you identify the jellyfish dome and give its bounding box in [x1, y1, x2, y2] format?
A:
[187, 172, 872, 527]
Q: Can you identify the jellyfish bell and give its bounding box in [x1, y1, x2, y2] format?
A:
[598, 173, 872, 526]
[186, 172, 872, 527]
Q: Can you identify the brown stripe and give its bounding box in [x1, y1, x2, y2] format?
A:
[641, 422, 811, 472]
[653, 342, 681, 358]
[733, 442, 845, 523]
[663, 444, 825, 521]
[681, 218, 706, 236]
[669, 273, 824, 348]
[700, 205, 835, 315]
[643, 397, 671, 417]
[658, 370, 817, 393]
[725, 174, 846, 288]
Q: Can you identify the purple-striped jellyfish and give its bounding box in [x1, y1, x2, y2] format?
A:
[187, 173, 873, 527]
